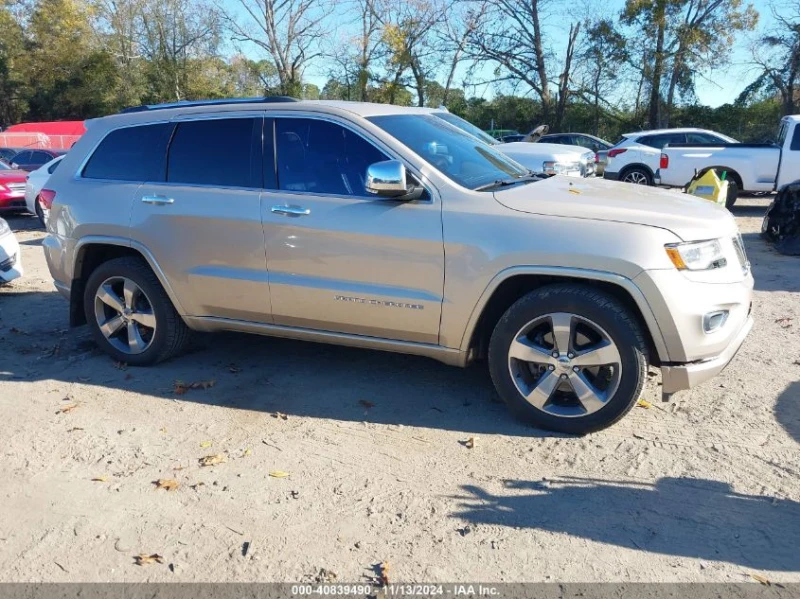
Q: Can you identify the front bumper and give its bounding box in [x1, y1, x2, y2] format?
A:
[0, 232, 23, 283]
[0, 191, 27, 211]
[661, 314, 753, 394]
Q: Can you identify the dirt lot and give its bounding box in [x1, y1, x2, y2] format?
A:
[0, 197, 798, 584]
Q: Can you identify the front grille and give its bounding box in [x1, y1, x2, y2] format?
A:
[732, 234, 749, 273]
[6, 183, 25, 194]
[0, 252, 16, 272]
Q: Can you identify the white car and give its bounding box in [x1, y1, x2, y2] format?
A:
[25, 155, 63, 227]
[604, 128, 737, 186]
[432, 110, 596, 178]
[0, 217, 23, 284]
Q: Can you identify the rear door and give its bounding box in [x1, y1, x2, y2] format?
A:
[131, 114, 272, 323]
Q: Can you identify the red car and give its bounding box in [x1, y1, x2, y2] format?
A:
[0, 161, 30, 212]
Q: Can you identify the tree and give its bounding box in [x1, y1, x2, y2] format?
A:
[222, 0, 329, 97]
[465, 0, 581, 129]
[622, 0, 758, 128]
[0, 1, 26, 125]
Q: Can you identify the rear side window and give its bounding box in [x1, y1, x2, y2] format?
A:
[790, 126, 800, 151]
[30, 151, 52, 165]
[47, 159, 61, 174]
[167, 118, 261, 188]
[83, 123, 173, 181]
[14, 151, 31, 163]
[638, 133, 686, 149]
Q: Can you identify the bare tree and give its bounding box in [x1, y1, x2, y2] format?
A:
[221, 0, 329, 96]
[437, 0, 487, 105]
[465, 0, 580, 129]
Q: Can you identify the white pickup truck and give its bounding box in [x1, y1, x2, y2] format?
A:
[656, 115, 800, 208]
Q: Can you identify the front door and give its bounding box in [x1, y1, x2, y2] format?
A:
[262, 116, 444, 345]
[131, 114, 272, 323]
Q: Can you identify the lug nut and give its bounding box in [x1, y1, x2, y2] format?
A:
[552, 351, 559, 358]
[560, 374, 568, 379]
[568, 353, 575, 359]
[548, 365, 555, 371]
[573, 366, 580, 372]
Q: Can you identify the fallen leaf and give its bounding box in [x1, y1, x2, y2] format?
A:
[190, 482, 205, 491]
[199, 454, 226, 467]
[56, 404, 79, 415]
[91, 476, 108, 483]
[133, 554, 163, 566]
[750, 573, 770, 585]
[200, 441, 213, 448]
[272, 412, 288, 420]
[242, 448, 252, 457]
[315, 568, 337, 583]
[269, 471, 290, 478]
[159, 427, 167, 434]
[637, 398, 652, 409]
[379, 561, 390, 585]
[359, 400, 376, 409]
[153, 479, 179, 492]
[465, 437, 476, 449]
[228, 364, 242, 374]
[174, 379, 215, 394]
[67, 427, 84, 433]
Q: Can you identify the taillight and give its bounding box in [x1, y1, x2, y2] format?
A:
[660, 153, 669, 169]
[594, 153, 600, 163]
[39, 189, 56, 209]
[607, 148, 627, 158]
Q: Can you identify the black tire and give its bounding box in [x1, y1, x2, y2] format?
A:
[83, 256, 191, 365]
[724, 179, 739, 210]
[488, 284, 648, 434]
[34, 196, 46, 228]
[620, 166, 653, 186]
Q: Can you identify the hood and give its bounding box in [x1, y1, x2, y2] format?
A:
[501, 142, 592, 165]
[0, 169, 29, 181]
[493, 175, 737, 241]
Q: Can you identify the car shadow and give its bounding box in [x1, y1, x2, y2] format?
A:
[4, 213, 41, 232]
[0, 287, 545, 437]
[774, 381, 800, 446]
[741, 232, 800, 293]
[452, 476, 800, 571]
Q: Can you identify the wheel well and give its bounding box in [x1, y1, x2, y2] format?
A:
[467, 275, 660, 366]
[619, 163, 654, 181]
[69, 244, 145, 327]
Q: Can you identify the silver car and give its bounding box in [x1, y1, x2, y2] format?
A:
[42, 98, 754, 434]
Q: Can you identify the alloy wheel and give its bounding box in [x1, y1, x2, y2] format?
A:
[94, 276, 157, 355]
[507, 312, 622, 418]
[623, 171, 649, 185]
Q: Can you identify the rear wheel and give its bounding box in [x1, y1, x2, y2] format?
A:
[724, 179, 739, 210]
[488, 285, 648, 434]
[34, 196, 46, 228]
[83, 257, 190, 365]
[621, 167, 652, 186]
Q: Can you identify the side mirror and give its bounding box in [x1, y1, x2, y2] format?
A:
[366, 160, 424, 200]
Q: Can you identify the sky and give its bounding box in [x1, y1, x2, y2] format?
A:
[225, 0, 779, 109]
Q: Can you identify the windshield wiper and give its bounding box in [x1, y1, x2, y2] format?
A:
[474, 174, 543, 192]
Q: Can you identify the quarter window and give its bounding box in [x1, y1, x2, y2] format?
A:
[275, 118, 389, 196]
[167, 118, 261, 188]
[83, 123, 173, 181]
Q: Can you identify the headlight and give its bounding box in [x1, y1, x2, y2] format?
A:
[665, 239, 727, 270]
[542, 161, 582, 175]
[0, 218, 10, 237]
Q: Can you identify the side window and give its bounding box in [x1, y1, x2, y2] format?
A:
[687, 133, 725, 145]
[167, 118, 261, 188]
[31, 151, 51, 165]
[789, 126, 800, 151]
[83, 123, 173, 181]
[640, 134, 685, 149]
[14, 151, 31, 163]
[275, 118, 389, 196]
[47, 159, 61, 174]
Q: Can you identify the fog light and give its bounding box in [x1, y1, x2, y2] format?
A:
[703, 310, 729, 333]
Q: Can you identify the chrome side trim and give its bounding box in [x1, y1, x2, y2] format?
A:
[459, 265, 671, 362]
[185, 316, 467, 367]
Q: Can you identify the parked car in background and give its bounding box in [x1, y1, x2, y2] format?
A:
[486, 128, 520, 141]
[43, 98, 752, 434]
[25, 155, 63, 226]
[11, 148, 65, 172]
[657, 115, 800, 208]
[604, 128, 737, 186]
[538, 133, 613, 175]
[501, 133, 526, 143]
[0, 217, 23, 284]
[0, 161, 31, 213]
[0, 147, 26, 164]
[432, 111, 596, 177]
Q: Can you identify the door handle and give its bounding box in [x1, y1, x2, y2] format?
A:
[141, 195, 175, 205]
[271, 204, 311, 217]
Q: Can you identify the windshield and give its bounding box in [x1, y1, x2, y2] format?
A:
[367, 114, 530, 191]
[433, 112, 500, 146]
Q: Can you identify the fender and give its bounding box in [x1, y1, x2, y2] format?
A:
[74, 235, 188, 317]
[457, 265, 671, 362]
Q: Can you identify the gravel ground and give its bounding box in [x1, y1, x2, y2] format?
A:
[0, 196, 798, 584]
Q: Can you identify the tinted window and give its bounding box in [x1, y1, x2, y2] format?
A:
[47, 158, 62, 174]
[30, 151, 52, 165]
[686, 133, 726, 144]
[637, 133, 686, 149]
[276, 118, 389, 196]
[791, 126, 800, 151]
[83, 123, 173, 181]
[167, 118, 260, 188]
[13, 151, 31, 163]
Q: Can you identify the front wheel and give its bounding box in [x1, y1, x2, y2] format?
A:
[83, 257, 190, 365]
[488, 285, 648, 434]
[724, 180, 739, 210]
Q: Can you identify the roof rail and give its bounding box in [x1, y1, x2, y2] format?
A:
[119, 96, 300, 114]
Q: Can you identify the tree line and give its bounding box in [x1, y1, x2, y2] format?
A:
[0, 0, 797, 142]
